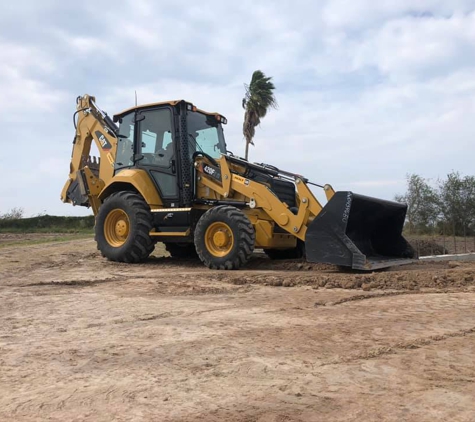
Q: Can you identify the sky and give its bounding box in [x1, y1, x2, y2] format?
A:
[1, 0, 475, 216]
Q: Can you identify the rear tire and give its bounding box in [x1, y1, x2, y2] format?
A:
[95, 191, 154, 263]
[194, 205, 255, 270]
[164, 242, 197, 258]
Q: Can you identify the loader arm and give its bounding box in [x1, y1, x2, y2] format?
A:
[196, 155, 334, 241]
[61, 95, 119, 214]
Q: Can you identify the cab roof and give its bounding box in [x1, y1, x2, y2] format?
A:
[113, 100, 227, 123]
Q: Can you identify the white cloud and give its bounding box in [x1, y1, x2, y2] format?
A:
[0, 40, 67, 118]
[66, 35, 114, 56]
[322, 0, 475, 29]
[347, 180, 404, 188]
[352, 11, 475, 79]
[0, 67, 66, 117]
[0, 40, 55, 73]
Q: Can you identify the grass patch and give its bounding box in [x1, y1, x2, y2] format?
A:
[0, 233, 93, 249]
[0, 227, 93, 234]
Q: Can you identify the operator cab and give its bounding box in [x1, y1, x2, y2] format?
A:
[113, 100, 227, 207]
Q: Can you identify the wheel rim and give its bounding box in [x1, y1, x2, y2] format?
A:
[204, 222, 234, 257]
[104, 209, 130, 247]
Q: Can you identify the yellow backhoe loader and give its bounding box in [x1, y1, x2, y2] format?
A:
[61, 95, 416, 270]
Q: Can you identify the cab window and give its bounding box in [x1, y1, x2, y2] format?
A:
[138, 109, 174, 168]
[116, 113, 135, 171]
[187, 111, 226, 159]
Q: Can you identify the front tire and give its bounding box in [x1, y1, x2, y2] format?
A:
[194, 205, 255, 270]
[95, 191, 154, 263]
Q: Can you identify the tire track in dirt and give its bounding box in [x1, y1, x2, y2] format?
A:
[81, 311, 186, 329]
[323, 326, 475, 366]
[19, 277, 124, 288]
[316, 288, 475, 306]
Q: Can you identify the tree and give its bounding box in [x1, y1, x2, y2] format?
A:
[395, 174, 439, 234]
[459, 175, 475, 235]
[438, 172, 475, 237]
[242, 70, 277, 160]
[0, 207, 24, 220]
[395, 172, 475, 238]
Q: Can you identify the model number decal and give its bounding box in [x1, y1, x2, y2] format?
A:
[202, 164, 222, 182]
[204, 165, 216, 176]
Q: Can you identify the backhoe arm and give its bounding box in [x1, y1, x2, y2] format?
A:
[61, 95, 119, 215]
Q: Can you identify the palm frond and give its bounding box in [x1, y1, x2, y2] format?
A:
[242, 70, 277, 159]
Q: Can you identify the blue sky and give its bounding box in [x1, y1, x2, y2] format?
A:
[1, 0, 475, 216]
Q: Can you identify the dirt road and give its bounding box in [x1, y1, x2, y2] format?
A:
[1, 236, 475, 421]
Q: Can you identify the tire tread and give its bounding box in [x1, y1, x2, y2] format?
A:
[95, 191, 154, 263]
[194, 205, 255, 270]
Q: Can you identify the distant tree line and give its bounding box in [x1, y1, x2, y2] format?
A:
[395, 172, 475, 236]
[0, 207, 24, 220]
[0, 209, 94, 233]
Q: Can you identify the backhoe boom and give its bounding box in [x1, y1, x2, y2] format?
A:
[61, 95, 119, 214]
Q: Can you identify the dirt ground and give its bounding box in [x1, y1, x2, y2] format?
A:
[0, 233, 71, 244]
[1, 234, 475, 421]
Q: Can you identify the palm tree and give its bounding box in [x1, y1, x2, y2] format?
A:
[242, 70, 277, 160]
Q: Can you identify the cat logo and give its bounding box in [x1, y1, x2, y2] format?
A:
[204, 165, 216, 176]
[94, 130, 112, 151]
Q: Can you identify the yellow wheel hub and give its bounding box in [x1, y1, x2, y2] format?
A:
[205, 222, 234, 257]
[104, 209, 130, 247]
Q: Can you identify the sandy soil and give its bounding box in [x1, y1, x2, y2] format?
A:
[0, 233, 69, 244]
[1, 235, 475, 421]
[0, 233, 90, 247]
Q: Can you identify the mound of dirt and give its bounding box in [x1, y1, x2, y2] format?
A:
[245, 256, 334, 271]
[208, 261, 475, 291]
[408, 239, 448, 256]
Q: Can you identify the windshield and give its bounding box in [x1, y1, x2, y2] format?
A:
[187, 111, 226, 159]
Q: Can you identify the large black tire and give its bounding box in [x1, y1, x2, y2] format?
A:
[164, 242, 198, 258]
[95, 191, 154, 263]
[264, 240, 305, 260]
[194, 205, 255, 270]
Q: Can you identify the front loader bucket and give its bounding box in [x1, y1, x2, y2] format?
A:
[305, 191, 416, 270]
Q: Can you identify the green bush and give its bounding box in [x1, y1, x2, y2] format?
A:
[0, 215, 95, 233]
